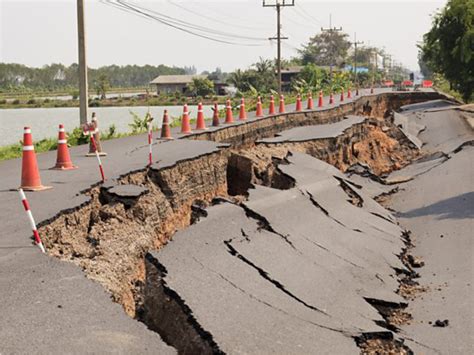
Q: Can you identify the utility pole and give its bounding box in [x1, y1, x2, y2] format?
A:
[263, 0, 293, 94]
[77, 0, 88, 125]
[352, 33, 363, 89]
[321, 14, 342, 80]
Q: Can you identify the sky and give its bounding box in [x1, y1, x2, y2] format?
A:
[0, 0, 447, 73]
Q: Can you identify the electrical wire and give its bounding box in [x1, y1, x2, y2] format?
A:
[290, 5, 323, 27]
[166, 0, 269, 31]
[101, 0, 268, 46]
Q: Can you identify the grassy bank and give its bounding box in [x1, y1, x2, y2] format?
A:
[0, 94, 231, 109]
[0, 125, 132, 161]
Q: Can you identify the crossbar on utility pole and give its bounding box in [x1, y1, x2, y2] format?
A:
[320, 14, 342, 80]
[77, 0, 88, 125]
[263, 0, 294, 95]
[352, 33, 364, 90]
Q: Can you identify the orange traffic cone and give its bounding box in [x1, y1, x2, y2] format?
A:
[51, 124, 77, 170]
[347, 88, 352, 99]
[295, 94, 302, 111]
[318, 91, 323, 108]
[256, 96, 264, 117]
[225, 99, 234, 124]
[268, 95, 275, 115]
[239, 97, 247, 120]
[329, 92, 334, 105]
[181, 104, 192, 134]
[195, 102, 207, 130]
[212, 102, 220, 127]
[20, 127, 51, 191]
[160, 110, 173, 139]
[340, 90, 344, 102]
[279, 95, 285, 113]
[307, 92, 314, 109]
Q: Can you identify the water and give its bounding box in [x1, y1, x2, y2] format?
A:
[0, 105, 219, 146]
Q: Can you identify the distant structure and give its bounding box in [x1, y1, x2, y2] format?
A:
[150, 74, 207, 95]
[281, 66, 303, 91]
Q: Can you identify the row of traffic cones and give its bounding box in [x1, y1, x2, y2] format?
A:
[164, 89, 359, 137]
[21, 87, 364, 190]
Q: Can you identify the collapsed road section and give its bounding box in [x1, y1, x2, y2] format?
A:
[1, 90, 469, 354]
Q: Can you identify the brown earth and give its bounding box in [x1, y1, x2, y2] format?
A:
[37, 91, 447, 353]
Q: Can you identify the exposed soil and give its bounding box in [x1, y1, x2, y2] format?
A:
[357, 337, 413, 355]
[37, 92, 440, 354]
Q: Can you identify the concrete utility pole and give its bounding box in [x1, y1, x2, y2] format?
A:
[352, 33, 364, 89]
[321, 14, 342, 80]
[77, 0, 88, 125]
[263, 0, 294, 95]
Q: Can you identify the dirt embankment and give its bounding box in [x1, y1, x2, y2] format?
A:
[38, 91, 446, 353]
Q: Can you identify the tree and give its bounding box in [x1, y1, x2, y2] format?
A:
[187, 77, 214, 97]
[299, 31, 351, 68]
[293, 64, 329, 93]
[419, 0, 473, 101]
[94, 74, 110, 99]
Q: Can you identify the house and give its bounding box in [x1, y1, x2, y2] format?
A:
[149, 74, 207, 95]
[280, 66, 303, 91]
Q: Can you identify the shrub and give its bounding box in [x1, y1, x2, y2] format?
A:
[12, 99, 20, 105]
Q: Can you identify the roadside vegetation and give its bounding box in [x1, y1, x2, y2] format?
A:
[418, 0, 473, 103]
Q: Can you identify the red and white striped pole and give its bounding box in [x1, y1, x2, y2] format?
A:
[18, 188, 46, 253]
[147, 122, 153, 166]
[90, 134, 105, 182]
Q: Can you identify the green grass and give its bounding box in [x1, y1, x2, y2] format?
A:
[0, 125, 132, 162]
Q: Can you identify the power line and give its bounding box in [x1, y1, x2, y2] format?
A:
[352, 33, 364, 89]
[320, 13, 343, 79]
[263, 0, 295, 95]
[128, 1, 267, 41]
[291, 5, 322, 26]
[166, 0, 268, 32]
[101, 0, 268, 46]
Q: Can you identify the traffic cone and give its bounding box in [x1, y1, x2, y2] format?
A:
[256, 96, 264, 117]
[329, 92, 334, 105]
[307, 92, 314, 109]
[340, 90, 344, 102]
[239, 97, 247, 120]
[181, 104, 192, 134]
[295, 94, 302, 111]
[212, 102, 220, 127]
[195, 102, 207, 130]
[51, 124, 77, 170]
[318, 91, 323, 107]
[347, 88, 352, 99]
[225, 99, 234, 124]
[279, 94, 285, 113]
[268, 95, 275, 115]
[160, 110, 173, 139]
[20, 127, 51, 191]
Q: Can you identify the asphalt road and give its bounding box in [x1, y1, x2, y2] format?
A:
[0, 88, 448, 354]
[388, 103, 473, 354]
[148, 152, 408, 353]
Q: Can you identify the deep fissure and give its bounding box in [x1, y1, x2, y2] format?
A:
[37, 93, 444, 354]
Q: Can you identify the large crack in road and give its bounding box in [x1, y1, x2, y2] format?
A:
[3, 92, 470, 354]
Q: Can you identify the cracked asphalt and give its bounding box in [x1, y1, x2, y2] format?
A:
[2, 89, 470, 354]
[148, 152, 408, 353]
